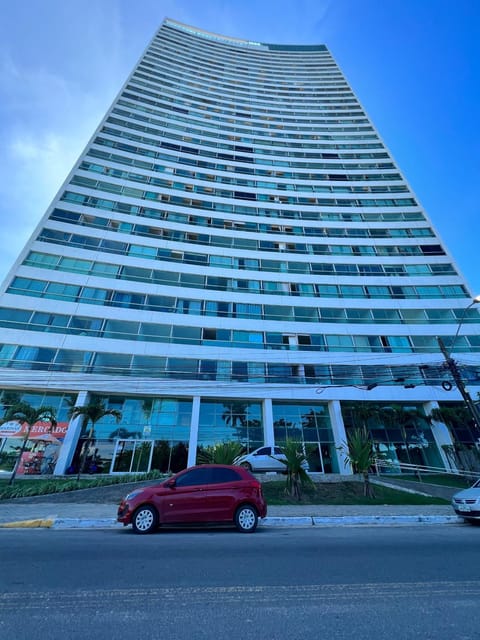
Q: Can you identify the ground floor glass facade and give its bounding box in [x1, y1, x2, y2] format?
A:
[1, 388, 479, 477]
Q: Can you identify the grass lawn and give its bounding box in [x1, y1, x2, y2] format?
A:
[0, 474, 450, 505]
[386, 474, 474, 489]
[259, 481, 449, 505]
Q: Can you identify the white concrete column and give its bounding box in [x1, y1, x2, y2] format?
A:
[423, 401, 457, 471]
[328, 400, 352, 475]
[54, 391, 90, 475]
[187, 396, 201, 467]
[263, 398, 274, 446]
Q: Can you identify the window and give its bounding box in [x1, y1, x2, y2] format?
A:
[298, 335, 312, 348]
[386, 336, 412, 353]
[325, 335, 354, 351]
[340, 285, 364, 298]
[346, 309, 371, 322]
[320, 308, 346, 322]
[232, 361, 248, 381]
[172, 326, 201, 344]
[317, 285, 338, 297]
[176, 468, 211, 487]
[199, 360, 217, 380]
[405, 264, 429, 276]
[234, 303, 262, 319]
[420, 244, 444, 256]
[112, 292, 145, 308]
[267, 363, 294, 383]
[131, 355, 167, 376]
[210, 468, 242, 483]
[366, 285, 390, 298]
[45, 283, 80, 301]
[79, 287, 109, 303]
[294, 307, 318, 321]
[232, 331, 263, 347]
[372, 309, 400, 322]
[176, 299, 203, 315]
[146, 295, 175, 312]
[167, 358, 199, 379]
[25, 252, 59, 268]
[92, 352, 132, 374]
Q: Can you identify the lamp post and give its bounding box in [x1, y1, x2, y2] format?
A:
[437, 295, 480, 428]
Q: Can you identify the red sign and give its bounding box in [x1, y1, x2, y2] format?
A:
[0, 421, 67, 439]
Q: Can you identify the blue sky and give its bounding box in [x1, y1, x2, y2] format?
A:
[0, 0, 479, 294]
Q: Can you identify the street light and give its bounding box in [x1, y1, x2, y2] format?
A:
[451, 295, 480, 351]
[437, 295, 480, 428]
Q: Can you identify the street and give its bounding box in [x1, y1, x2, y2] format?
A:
[0, 525, 479, 639]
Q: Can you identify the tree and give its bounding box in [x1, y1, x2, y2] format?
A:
[282, 440, 313, 501]
[1, 391, 21, 412]
[2, 402, 57, 485]
[342, 402, 385, 431]
[339, 428, 377, 498]
[429, 405, 480, 473]
[109, 427, 142, 439]
[428, 405, 471, 430]
[68, 399, 121, 480]
[197, 441, 244, 465]
[169, 442, 188, 472]
[151, 440, 171, 472]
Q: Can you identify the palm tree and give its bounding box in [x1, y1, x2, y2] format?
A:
[282, 440, 313, 501]
[68, 399, 121, 480]
[340, 428, 377, 498]
[343, 402, 386, 429]
[2, 402, 57, 485]
[428, 405, 479, 473]
[428, 405, 470, 430]
[197, 441, 245, 465]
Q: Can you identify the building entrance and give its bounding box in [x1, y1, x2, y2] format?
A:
[110, 439, 154, 474]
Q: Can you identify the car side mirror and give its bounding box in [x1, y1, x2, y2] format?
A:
[165, 478, 176, 488]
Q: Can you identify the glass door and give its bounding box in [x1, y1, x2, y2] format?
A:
[110, 439, 154, 473]
[304, 442, 324, 473]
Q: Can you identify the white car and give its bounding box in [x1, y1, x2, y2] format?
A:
[451, 479, 480, 524]
[234, 446, 309, 473]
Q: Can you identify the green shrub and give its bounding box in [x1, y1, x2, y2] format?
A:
[0, 469, 164, 500]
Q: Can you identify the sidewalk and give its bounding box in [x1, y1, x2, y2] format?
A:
[0, 500, 461, 529]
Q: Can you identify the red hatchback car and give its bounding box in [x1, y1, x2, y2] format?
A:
[117, 464, 267, 534]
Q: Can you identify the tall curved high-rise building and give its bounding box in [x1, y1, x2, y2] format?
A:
[0, 19, 479, 476]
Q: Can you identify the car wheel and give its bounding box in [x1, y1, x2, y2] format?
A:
[235, 504, 258, 533]
[241, 462, 252, 471]
[465, 518, 480, 526]
[132, 505, 158, 534]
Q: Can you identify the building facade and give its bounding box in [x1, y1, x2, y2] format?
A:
[0, 19, 479, 477]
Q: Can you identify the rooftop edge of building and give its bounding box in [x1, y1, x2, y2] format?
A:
[164, 17, 328, 53]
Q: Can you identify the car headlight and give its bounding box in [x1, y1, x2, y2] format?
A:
[125, 490, 144, 501]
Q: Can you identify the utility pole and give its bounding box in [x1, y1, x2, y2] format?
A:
[437, 336, 480, 429]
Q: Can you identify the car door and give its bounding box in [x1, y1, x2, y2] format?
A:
[251, 446, 275, 471]
[157, 467, 213, 524]
[207, 467, 246, 521]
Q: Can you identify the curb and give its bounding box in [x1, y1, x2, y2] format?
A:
[0, 515, 464, 529]
[311, 515, 463, 526]
[0, 518, 55, 529]
[53, 518, 121, 529]
[262, 515, 462, 527]
[262, 516, 313, 527]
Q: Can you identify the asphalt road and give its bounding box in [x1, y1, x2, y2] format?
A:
[1, 525, 479, 640]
